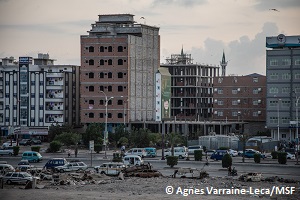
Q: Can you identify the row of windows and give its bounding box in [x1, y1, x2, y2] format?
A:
[269, 73, 300, 80]
[217, 88, 261, 94]
[215, 111, 261, 117]
[269, 58, 300, 66]
[5, 117, 44, 122]
[269, 87, 300, 94]
[86, 99, 124, 105]
[269, 117, 291, 124]
[86, 113, 125, 118]
[85, 59, 126, 66]
[85, 46, 126, 53]
[216, 100, 262, 105]
[269, 100, 291, 107]
[86, 72, 126, 79]
[86, 85, 126, 92]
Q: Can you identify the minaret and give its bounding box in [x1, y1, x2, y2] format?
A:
[220, 51, 228, 76]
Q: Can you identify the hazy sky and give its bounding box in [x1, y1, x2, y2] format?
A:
[0, 0, 299, 75]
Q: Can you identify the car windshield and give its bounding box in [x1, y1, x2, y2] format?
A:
[23, 173, 32, 177]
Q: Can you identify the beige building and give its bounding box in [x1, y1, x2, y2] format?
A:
[80, 14, 160, 131]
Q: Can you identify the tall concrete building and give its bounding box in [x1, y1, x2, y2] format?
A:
[0, 54, 80, 139]
[80, 14, 160, 131]
[266, 34, 300, 142]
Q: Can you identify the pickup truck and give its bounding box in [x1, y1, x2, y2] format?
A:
[0, 148, 13, 156]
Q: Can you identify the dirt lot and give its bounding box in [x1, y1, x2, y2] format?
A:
[1, 171, 300, 200]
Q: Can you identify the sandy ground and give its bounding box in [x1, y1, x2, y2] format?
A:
[1, 173, 300, 200]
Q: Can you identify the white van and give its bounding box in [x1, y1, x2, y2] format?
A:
[164, 147, 188, 159]
[123, 155, 144, 166]
[124, 148, 147, 158]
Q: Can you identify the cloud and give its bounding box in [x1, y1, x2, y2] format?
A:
[254, 0, 300, 11]
[181, 22, 280, 76]
[151, 0, 207, 7]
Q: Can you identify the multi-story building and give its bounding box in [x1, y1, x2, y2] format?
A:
[212, 74, 267, 135]
[80, 14, 160, 131]
[0, 54, 80, 139]
[266, 34, 300, 142]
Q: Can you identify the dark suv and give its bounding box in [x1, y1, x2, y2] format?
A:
[19, 139, 32, 146]
[44, 158, 68, 170]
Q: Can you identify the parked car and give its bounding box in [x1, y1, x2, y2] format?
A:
[44, 158, 68, 170]
[31, 138, 42, 145]
[164, 147, 188, 159]
[0, 164, 15, 175]
[210, 150, 228, 160]
[188, 145, 203, 155]
[0, 147, 13, 156]
[228, 149, 238, 157]
[134, 169, 162, 178]
[18, 160, 30, 166]
[144, 147, 157, 157]
[19, 139, 32, 146]
[94, 162, 126, 175]
[54, 161, 88, 173]
[123, 155, 144, 166]
[2, 141, 17, 149]
[243, 150, 265, 158]
[287, 152, 295, 159]
[22, 151, 42, 162]
[3, 172, 36, 185]
[205, 150, 215, 156]
[125, 148, 147, 158]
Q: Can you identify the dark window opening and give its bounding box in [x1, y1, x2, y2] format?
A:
[117, 100, 123, 105]
[99, 113, 104, 118]
[100, 46, 104, 52]
[118, 72, 123, 78]
[108, 86, 112, 91]
[108, 46, 112, 52]
[108, 113, 112, 118]
[118, 86, 123, 92]
[108, 72, 112, 78]
[89, 100, 94, 105]
[89, 113, 94, 118]
[89, 72, 94, 78]
[118, 113, 123, 118]
[118, 46, 123, 52]
[108, 59, 112, 65]
[100, 59, 104, 65]
[100, 86, 104, 91]
[89, 59, 94, 65]
[88, 46, 94, 52]
[99, 100, 104, 105]
[99, 72, 104, 78]
[89, 86, 94, 91]
[118, 59, 123, 65]
[108, 100, 112, 105]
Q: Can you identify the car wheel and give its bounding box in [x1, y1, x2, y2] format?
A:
[7, 180, 12, 185]
[8, 153, 12, 156]
[59, 169, 64, 173]
[179, 155, 183, 159]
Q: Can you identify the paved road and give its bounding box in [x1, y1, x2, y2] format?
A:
[1, 146, 300, 181]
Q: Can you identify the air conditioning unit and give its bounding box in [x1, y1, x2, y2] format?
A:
[214, 111, 218, 114]
[258, 88, 262, 92]
[258, 99, 261, 104]
[214, 99, 218, 103]
[237, 88, 240, 92]
[237, 99, 241, 103]
[214, 88, 218, 92]
[258, 111, 261, 115]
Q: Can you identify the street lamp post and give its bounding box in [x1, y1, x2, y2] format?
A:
[277, 99, 281, 141]
[100, 91, 114, 159]
[293, 91, 299, 165]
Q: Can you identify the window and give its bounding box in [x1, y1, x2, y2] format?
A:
[100, 59, 104, 65]
[108, 59, 112, 65]
[295, 73, 300, 80]
[270, 117, 278, 124]
[118, 86, 123, 92]
[253, 100, 258, 105]
[39, 81, 43, 86]
[108, 113, 112, 118]
[89, 86, 94, 92]
[118, 72, 123, 78]
[108, 46, 112, 52]
[99, 72, 104, 78]
[270, 73, 278, 80]
[89, 72, 94, 78]
[117, 100, 123, 105]
[232, 111, 238, 117]
[39, 118, 43, 122]
[100, 86, 104, 91]
[282, 58, 291, 66]
[269, 87, 278, 94]
[282, 117, 290, 124]
[39, 105, 43, 110]
[217, 111, 223, 116]
[118, 46, 123, 52]
[89, 59, 94, 65]
[118, 113, 123, 118]
[89, 113, 94, 118]
[282, 73, 291, 80]
[31, 118, 35, 122]
[281, 100, 290, 107]
[217, 100, 223, 105]
[118, 59, 123, 65]
[108, 72, 112, 78]
[270, 101, 277, 107]
[88, 46, 94, 52]
[295, 59, 300, 65]
[108, 86, 112, 91]
[282, 87, 290, 94]
[253, 112, 258, 117]
[253, 77, 258, 82]
[39, 93, 43, 98]
[100, 46, 104, 52]
[108, 99, 112, 105]
[31, 105, 35, 110]
[89, 100, 94, 105]
[31, 81, 35, 86]
[253, 89, 258, 94]
[232, 89, 237, 94]
[270, 59, 278, 66]
[99, 100, 104, 105]
[232, 100, 238, 105]
[217, 89, 223, 94]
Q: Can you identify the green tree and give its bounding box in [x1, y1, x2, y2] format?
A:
[48, 124, 74, 142]
[82, 123, 104, 146]
[109, 124, 129, 148]
[237, 134, 252, 163]
[48, 141, 62, 152]
[128, 128, 151, 147]
[54, 132, 81, 147]
[118, 137, 128, 146]
[148, 132, 162, 147]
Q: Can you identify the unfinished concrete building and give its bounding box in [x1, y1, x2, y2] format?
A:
[80, 14, 160, 131]
[161, 49, 219, 122]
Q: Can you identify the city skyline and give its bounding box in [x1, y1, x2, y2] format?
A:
[0, 0, 299, 76]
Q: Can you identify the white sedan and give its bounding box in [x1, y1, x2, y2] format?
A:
[287, 152, 295, 159]
[228, 149, 238, 157]
[54, 161, 88, 173]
